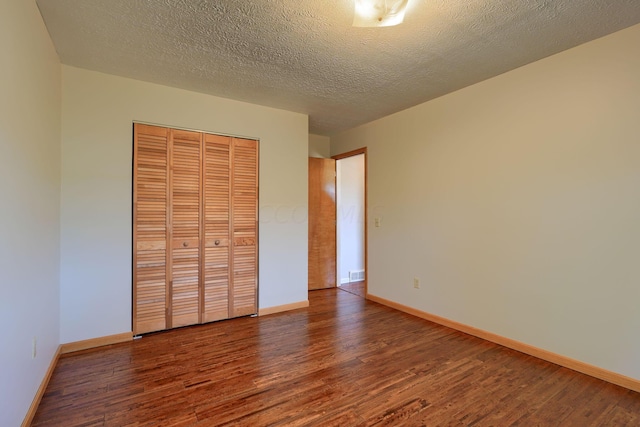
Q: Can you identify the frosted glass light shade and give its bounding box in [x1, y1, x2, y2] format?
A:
[353, 0, 409, 27]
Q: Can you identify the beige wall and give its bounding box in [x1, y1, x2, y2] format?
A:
[331, 24, 640, 380]
[309, 133, 331, 158]
[0, 1, 61, 425]
[60, 66, 309, 343]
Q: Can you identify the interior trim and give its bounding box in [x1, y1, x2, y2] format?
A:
[259, 300, 309, 316]
[332, 147, 368, 298]
[366, 293, 640, 393]
[60, 332, 133, 354]
[332, 147, 367, 161]
[21, 345, 61, 427]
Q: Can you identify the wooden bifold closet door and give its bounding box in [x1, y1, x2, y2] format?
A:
[133, 123, 258, 335]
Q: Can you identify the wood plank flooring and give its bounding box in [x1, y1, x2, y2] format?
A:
[33, 289, 640, 426]
[339, 281, 366, 298]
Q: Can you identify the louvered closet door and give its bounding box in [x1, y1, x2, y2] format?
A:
[134, 124, 258, 333]
[231, 138, 258, 317]
[203, 134, 231, 322]
[133, 124, 169, 335]
[170, 129, 202, 328]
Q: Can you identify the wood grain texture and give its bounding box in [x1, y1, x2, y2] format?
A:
[170, 129, 202, 328]
[231, 138, 258, 318]
[308, 157, 336, 290]
[32, 289, 640, 426]
[203, 134, 231, 323]
[134, 124, 258, 334]
[133, 123, 169, 334]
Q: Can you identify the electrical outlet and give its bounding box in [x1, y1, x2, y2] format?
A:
[413, 278, 420, 289]
[32, 337, 37, 359]
[374, 217, 381, 227]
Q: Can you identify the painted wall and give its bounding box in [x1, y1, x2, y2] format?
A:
[337, 155, 365, 285]
[331, 24, 640, 380]
[309, 133, 331, 158]
[60, 66, 308, 343]
[0, 1, 61, 425]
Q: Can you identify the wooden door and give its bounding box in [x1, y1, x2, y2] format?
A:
[133, 124, 169, 334]
[133, 124, 258, 334]
[169, 129, 202, 328]
[308, 157, 336, 290]
[231, 138, 259, 317]
[203, 134, 231, 322]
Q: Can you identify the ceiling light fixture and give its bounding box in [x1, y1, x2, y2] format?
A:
[353, 0, 410, 27]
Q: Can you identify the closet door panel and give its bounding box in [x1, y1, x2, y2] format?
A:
[203, 134, 231, 322]
[170, 129, 202, 328]
[133, 124, 168, 334]
[231, 138, 258, 317]
[134, 125, 258, 332]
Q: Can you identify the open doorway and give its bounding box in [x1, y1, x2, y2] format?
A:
[334, 149, 367, 298]
[307, 147, 367, 297]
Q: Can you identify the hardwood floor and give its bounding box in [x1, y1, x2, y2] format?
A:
[33, 289, 639, 426]
[339, 281, 366, 298]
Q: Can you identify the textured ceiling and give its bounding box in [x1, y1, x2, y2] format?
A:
[37, 0, 640, 135]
